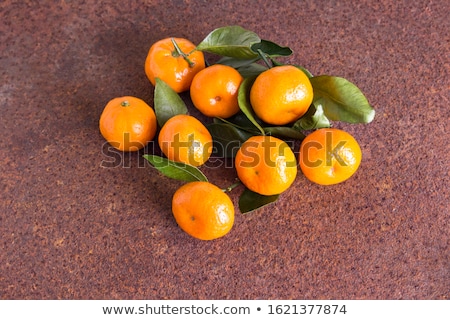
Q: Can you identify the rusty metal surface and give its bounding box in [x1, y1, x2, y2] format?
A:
[1, 0, 448, 299]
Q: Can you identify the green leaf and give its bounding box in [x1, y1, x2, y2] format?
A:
[293, 103, 331, 131]
[216, 57, 268, 78]
[216, 56, 259, 68]
[239, 188, 279, 214]
[154, 78, 188, 127]
[143, 154, 208, 182]
[310, 75, 375, 123]
[251, 39, 293, 57]
[217, 112, 262, 132]
[196, 25, 261, 59]
[207, 122, 255, 158]
[264, 126, 306, 140]
[235, 63, 268, 78]
[238, 76, 265, 135]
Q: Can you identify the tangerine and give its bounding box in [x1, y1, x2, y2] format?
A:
[250, 65, 313, 125]
[144, 37, 205, 93]
[190, 64, 244, 118]
[99, 96, 157, 152]
[299, 128, 362, 185]
[158, 114, 213, 167]
[172, 181, 235, 240]
[235, 135, 297, 196]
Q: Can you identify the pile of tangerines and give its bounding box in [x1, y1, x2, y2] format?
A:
[99, 26, 375, 241]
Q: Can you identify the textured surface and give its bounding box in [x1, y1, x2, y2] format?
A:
[1, 0, 449, 299]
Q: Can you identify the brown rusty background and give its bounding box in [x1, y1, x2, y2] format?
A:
[1, 0, 448, 299]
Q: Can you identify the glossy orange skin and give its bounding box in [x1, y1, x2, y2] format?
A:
[190, 64, 244, 118]
[145, 37, 205, 93]
[158, 114, 213, 167]
[99, 96, 157, 151]
[235, 135, 298, 196]
[172, 181, 235, 240]
[250, 65, 313, 125]
[299, 128, 362, 185]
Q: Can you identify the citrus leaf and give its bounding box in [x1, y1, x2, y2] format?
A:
[143, 154, 208, 182]
[154, 78, 188, 127]
[238, 76, 265, 135]
[293, 103, 331, 131]
[239, 188, 279, 214]
[216, 113, 263, 134]
[216, 56, 268, 78]
[235, 63, 268, 78]
[216, 56, 259, 68]
[264, 126, 306, 140]
[310, 75, 375, 123]
[251, 39, 293, 57]
[207, 122, 255, 158]
[196, 25, 261, 59]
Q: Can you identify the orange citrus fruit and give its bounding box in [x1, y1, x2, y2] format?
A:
[190, 64, 244, 118]
[235, 135, 297, 195]
[250, 65, 313, 125]
[172, 181, 235, 240]
[99, 96, 157, 152]
[158, 114, 213, 166]
[299, 128, 362, 185]
[144, 37, 205, 93]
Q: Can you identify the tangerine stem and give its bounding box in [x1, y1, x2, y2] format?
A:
[222, 181, 241, 193]
[121, 100, 130, 107]
[257, 49, 272, 69]
[171, 38, 195, 68]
